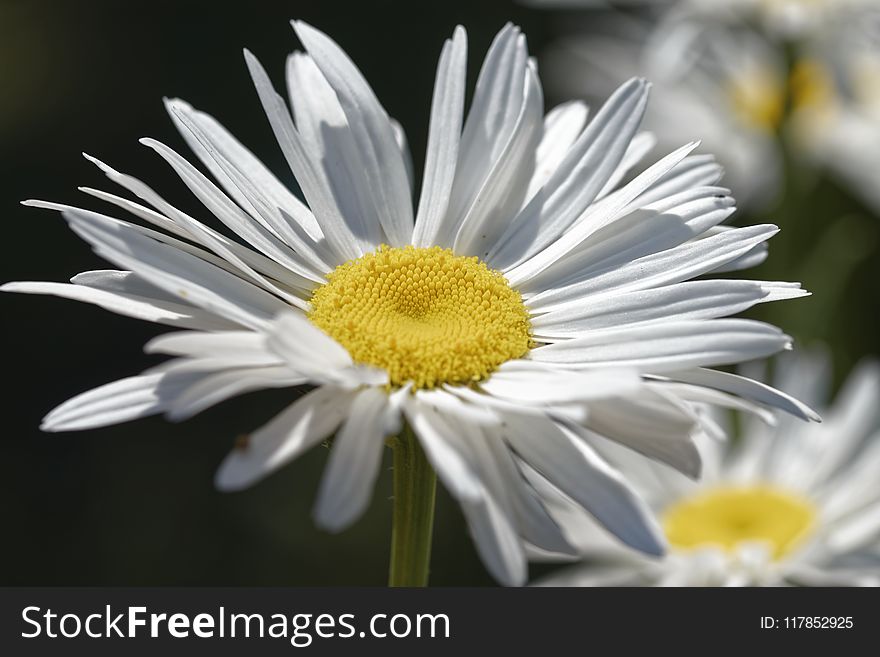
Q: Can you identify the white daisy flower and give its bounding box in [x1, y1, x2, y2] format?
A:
[538, 0, 880, 212]
[527, 0, 878, 39]
[534, 351, 880, 586]
[542, 18, 785, 208]
[2, 22, 813, 586]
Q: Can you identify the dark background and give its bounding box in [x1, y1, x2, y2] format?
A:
[2, 0, 877, 586]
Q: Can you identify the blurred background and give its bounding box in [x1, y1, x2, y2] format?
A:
[1, 0, 877, 586]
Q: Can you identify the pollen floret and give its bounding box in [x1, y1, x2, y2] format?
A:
[662, 486, 817, 560]
[309, 245, 532, 388]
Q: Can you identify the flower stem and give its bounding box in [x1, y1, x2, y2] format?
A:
[388, 423, 437, 587]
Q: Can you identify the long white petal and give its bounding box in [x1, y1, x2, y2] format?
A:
[460, 491, 527, 587]
[313, 387, 389, 531]
[144, 330, 279, 362]
[403, 397, 483, 503]
[480, 363, 642, 404]
[502, 415, 665, 555]
[167, 366, 306, 422]
[526, 224, 779, 311]
[293, 21, 414, 246]
[164, 98, 322, 239]
[524, 100, 590, 201]
[440, 24, 528, 248]
[665, 367, 821, 421]
[531, 280, 805, 337]
[163, 103, 336, 275]
[412, 26, 467, 247]
[61, 208, 290, 329]
[488, 78, 649, 269]
[285, 52, 387, 251]
[596, 130, 657, 199]
[505, 141, 700, 288]
[1, 280, 235, 331]
[243, 48, 365, 262]
[452, 62, 544, 258]
[139, 137, 326, 287]
[530, 319, 791, 371]
[41, 372, 199, 432]
[215, 385, 355, 491]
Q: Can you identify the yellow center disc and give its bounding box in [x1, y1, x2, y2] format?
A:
[308, 245, 532, 389]
[663, 485, 817, 560]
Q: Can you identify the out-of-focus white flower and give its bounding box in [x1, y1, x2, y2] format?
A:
[534, 350, 880, 586]
[538, 0, 880, 212]
[529, 0, 879, 39]
[3, 22, 814, 586]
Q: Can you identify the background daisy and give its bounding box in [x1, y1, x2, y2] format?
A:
[538, 1, 880, 213]
[534, 350, 880, 586]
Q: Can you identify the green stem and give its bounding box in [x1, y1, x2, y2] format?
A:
[388, 423, 437, 587]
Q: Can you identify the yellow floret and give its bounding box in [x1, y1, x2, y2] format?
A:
[309, 245, 532, 389]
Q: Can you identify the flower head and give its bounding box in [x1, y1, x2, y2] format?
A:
[538, 0, 880, 211]
[535, 350, 880, 586]
[3, 22, 813, 585]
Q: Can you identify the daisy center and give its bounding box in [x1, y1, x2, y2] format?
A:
[728, 59, 834, 132]
[308, 245, 531, 389]
[662, 486, 817, 560]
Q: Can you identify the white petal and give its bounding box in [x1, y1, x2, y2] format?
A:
[284, 52, 388, 251]
[243, 48, 365, 262]
[530, 319, 791, 372]
[61, 208, 289, 329]
[501, 415, 665, 555]
[653, 381, 777, 426]
[164, 98, 322, 239]
[167, 366, 306, 421]
[628, 154, 724, 208]
[41, 372, 198, 432]
[162, 104, 336, 275]
[440, 24, 529, 248]
[1, 279, 235, 331]
[481, 430, 576, 555]
[524, 100, 589, 201]
[414, 388, 500, 426]
[215, 385, 356, 491]
[525, 224, 779, 311]
[139, 136, 326, 288]
[313, 387, 389, 531]
[390, 119, 414, 194]
[412, 26, 467, 247]
[666, 367, 820, 421]
[531, 280, 803, 337]
[144, 330, 279, 363]
[596, 130, 657, 199]
[293, 21, 414, 246]
[452, 61, 544, 258]
[480, 363, 642, 404]
[460, 491, 527, 586]
[488, 78, 650, 270]
[72, 191, 312, 293]
[443, 383, 589, 423]
[78, 156, 316, 305]
[517, 187, 733, 300]
[504, 141, 701, 288]
[403, 397, 483, 502]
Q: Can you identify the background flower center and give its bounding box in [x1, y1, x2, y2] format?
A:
[662, 485, 817, 559]
[309, 245, 531, 389]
